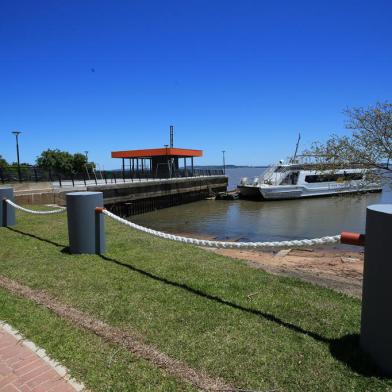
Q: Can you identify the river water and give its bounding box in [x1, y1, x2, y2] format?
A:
[131, 168, 392, 242]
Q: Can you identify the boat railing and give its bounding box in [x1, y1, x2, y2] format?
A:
[240, 164, 294, 187]
[259, 164, 292, 186]
[258, 165, 277, 185]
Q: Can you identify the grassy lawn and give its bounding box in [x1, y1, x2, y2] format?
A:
[0, 208, 391, 391]
[0, 287, 196, 392]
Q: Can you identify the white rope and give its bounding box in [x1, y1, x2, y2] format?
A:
[5, 199, 66, 215]
[102, 209, 340, 249]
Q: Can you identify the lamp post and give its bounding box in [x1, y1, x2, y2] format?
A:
[84, 151, 91, 180]
[222, 150, 226, 175]
[12, 131, 22, 182]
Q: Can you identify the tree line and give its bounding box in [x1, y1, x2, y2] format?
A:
[0, 149, 95, 174]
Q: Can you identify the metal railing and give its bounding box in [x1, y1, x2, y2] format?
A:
[0, 166, 225, 187]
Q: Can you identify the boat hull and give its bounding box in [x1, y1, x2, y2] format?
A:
[238, 184, 382, 200]
[237, 185, 263, 199]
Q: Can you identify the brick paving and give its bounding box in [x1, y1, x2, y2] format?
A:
[0, 326, 80, 392]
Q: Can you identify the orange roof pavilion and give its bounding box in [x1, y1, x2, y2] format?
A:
[111, 147, 203, 159]
[111, 147, 203, 178]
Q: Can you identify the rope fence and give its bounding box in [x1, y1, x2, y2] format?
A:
[100, 208, 341, 249]
[4, 193, 364, 250]
[4, 199, 66, 215]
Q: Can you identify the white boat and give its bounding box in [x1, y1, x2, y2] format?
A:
[237, 160, 383, 200]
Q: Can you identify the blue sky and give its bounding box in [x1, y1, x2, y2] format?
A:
[1, 0, 391, 168]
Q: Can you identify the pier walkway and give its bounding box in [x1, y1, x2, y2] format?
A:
[50, 174, 223, 189]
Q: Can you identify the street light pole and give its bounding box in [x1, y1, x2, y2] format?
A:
[12, 131, 22, 182]
[84, 151, 90, 180]
[222, 150, 226, 175]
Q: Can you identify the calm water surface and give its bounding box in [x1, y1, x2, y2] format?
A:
[132, 168, 392, 242]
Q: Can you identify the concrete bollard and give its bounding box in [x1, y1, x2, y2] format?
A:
[360, 204, 392, 374]
[66, 192, 105, 254]
[0, 187, 16, 227]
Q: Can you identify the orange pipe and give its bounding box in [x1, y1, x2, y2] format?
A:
[95, 207, 105, 214]
[340, 231, 366, 246]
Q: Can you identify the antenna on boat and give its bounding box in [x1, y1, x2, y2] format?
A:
[292, 132, 301, 162]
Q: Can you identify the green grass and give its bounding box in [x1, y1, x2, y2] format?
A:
[0, 209, 391, 391]
[0, 287, 195, 392]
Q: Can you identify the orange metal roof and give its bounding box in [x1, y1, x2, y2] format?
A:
[111, 148, 203, 159]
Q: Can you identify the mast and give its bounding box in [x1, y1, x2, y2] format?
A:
[292, 132, 301, 162]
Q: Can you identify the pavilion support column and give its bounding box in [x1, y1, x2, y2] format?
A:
[122, 158, 125, 177]
[191, 157, 194, 176]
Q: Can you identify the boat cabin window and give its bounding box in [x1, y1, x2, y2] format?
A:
[280, 171, 300, 185]
[274, 166, 287, 173]
[305, 172, 363, 183]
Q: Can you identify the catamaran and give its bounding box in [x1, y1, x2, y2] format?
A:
[237, 162, 382, 200]
[237, 135, 382, 200]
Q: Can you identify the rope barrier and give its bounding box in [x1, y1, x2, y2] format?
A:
[3, 198, 341, 249]
[4, 199, 66, 215]
[101, 209, 341, 249]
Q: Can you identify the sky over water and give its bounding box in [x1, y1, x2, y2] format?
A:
[1, 0, 391, 168]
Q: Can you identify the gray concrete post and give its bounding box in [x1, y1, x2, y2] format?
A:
[66, 192, 105, 254]
[0, 187, 16, 227]
[360, 204, 392, 374]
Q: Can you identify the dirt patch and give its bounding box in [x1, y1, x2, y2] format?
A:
[0, 275, 231, 392]
[173, 230, 364, 297]
[206, 246, 364, 298]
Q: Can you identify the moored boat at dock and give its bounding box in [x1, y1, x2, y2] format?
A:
[237, 160, 382, 200]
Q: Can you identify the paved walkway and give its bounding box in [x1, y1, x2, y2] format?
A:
[0, 323, 83, 392]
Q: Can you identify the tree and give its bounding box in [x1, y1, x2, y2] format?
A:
[36, 149, 74, 173]
[0, 155, 8, 168]
[72, 153, 89, 173]
[36, 149, 92, 174]
[308, 102, 392, 179]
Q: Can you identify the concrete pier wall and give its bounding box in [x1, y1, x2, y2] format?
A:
[89, 176, 227, 216]
[12, 176, 228, 214]
[87, 176, 227, 204]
